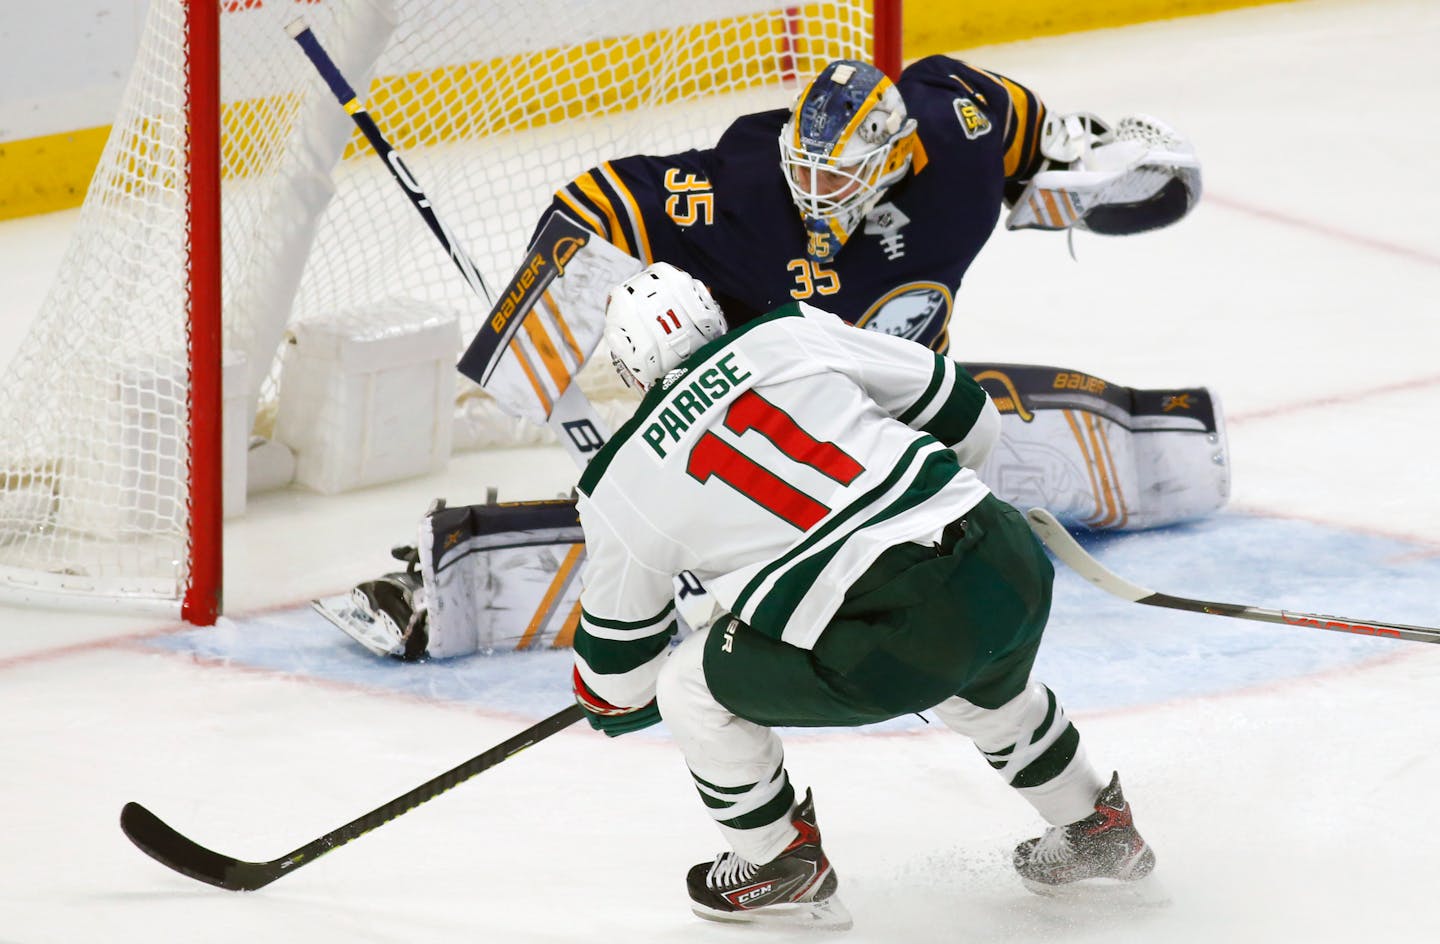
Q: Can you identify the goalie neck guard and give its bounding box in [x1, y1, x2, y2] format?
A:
[604, 262, 727, 392]
[780, 60, 918, 264]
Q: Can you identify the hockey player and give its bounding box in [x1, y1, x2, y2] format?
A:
[539, 56, 1200, 351]
[570, 262, 1157, 928]
[318, 57, 1214, 661]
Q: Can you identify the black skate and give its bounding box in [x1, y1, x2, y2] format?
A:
[686, 789, 852, 930]
[1013, 772, 1159, 898]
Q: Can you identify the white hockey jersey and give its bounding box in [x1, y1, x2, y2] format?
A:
[573, 301, 996, 709]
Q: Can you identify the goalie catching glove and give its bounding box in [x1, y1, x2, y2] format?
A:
[1007, 111, 1201, 235]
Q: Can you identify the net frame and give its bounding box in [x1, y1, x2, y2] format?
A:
[0, 0, 900, 622]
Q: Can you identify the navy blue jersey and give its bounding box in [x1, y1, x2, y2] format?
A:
[532, 56, 1046, 353]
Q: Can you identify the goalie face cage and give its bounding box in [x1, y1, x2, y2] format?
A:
[0, 0, 898, 623]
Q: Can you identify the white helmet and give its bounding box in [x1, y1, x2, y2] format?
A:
[604, 262, 727, 392]
[779, 60, 917, 264]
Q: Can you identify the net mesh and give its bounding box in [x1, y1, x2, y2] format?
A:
[0, 0, 873, 609]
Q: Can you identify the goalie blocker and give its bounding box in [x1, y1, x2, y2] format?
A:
[320, 365, 1227, 660]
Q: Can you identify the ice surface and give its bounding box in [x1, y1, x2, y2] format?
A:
[2, 2, 1439, 941]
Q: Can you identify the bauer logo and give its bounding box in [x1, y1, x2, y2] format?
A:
[486, 213, 592, 336]
[489, 252, 547, 334]
[953, 98, 992, 139]
[1052, 371, 1107, 396]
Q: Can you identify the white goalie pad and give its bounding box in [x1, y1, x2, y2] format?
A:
[960, 363, 1229, 530]
[1006, 113, 1201, 235]
[456, 211, 640, 427]
[313, 497, 588, 660]
[418, 498, 587, 658]
[317, 495, 709, 660]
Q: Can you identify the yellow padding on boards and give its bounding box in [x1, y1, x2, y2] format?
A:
[0, 126, 110, 219]
[0, 0, 1295, 222]
[905, 0, 1300, 57]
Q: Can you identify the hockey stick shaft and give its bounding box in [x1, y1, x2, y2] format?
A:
[121, 703, 584, 890]
[1025, 507, 1440, 645]
[288, 19, 611, 469]
[287, 20, 493, 305]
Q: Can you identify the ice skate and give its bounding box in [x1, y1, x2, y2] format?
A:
[1013, 772, 1162, 900]
[686, 789, 853, 930]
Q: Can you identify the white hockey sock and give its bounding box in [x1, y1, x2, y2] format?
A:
[933, 681, 1105, 826]
[656, 628, 798, 863]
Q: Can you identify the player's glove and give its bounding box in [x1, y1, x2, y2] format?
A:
[572, 666, 663, 737]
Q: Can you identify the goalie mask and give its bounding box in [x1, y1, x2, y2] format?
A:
[780, 60, 918, 264]
[604, 262, 726, 392]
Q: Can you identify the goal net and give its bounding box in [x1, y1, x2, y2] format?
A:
[0, 0, 885, 619]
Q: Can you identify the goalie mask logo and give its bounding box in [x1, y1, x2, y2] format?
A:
[856, 282, 952, 344]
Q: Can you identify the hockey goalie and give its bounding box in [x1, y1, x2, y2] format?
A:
[319, 56, 1225, 660]
[319, 235, 1226, 663]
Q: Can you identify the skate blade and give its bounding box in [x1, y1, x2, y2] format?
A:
[691, 895, 854, 931]
[1021, 871, 1171, 907]
[310, 597, 402, 659]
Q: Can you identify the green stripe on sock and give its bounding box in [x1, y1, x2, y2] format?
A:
[718, 778, 796, 831]
[1030, 687, 1057, 745]
[1012, 723, 1080, 789]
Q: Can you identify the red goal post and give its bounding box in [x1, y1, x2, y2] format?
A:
[0, 0, 901, 624]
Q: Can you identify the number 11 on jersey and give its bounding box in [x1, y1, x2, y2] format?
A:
[685, 390, 863, 530]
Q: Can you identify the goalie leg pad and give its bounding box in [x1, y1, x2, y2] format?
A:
[961, 363, 1229, 530]
[418, 497, 586, 658]
[318, 496, 588, 660]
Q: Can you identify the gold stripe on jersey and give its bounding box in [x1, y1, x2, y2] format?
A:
[573, 171, 632, 255]
[556, 187, 607, 237]
[518, 542, 586, 649]
[600, 161, 652, 263]
[967, 65, 1046, 180]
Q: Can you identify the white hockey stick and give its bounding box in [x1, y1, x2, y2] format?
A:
[1025, 508, 1440, 645]
[289, 20, 610, 469]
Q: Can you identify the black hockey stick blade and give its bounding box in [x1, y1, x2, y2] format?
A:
[122, 702, 586, 890]
[1025, 507, 1440, 645]
[121, 801, 280, 890]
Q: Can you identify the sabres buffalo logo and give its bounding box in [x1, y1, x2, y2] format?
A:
[856, 282, 953, 345]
